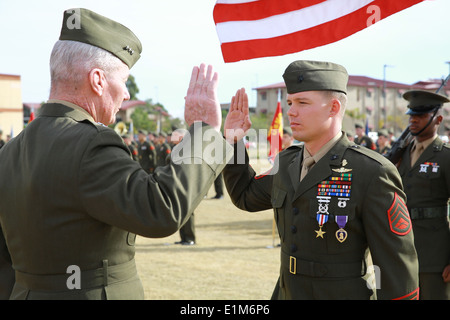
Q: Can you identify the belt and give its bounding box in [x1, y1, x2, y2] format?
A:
[281, 251, 366, 278]
[15, 259, 137, 292]
[409, 206, 448, 220]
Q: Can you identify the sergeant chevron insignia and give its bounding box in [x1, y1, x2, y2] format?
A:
[387, 192, 411, 236]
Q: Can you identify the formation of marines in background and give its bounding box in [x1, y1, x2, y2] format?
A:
[0, 8, 448, 300]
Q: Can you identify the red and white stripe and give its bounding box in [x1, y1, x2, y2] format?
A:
[213, 0, 424, 63]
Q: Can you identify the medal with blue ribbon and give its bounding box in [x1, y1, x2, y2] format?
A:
[315, 160, 353, 242]
[315, 196, 331, 238]
[316, 213, 328, 238]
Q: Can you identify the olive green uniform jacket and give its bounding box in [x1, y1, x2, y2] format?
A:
[137, 140, 156, 173]
[224, 134, 419, 300]
[354, 135, 375, 150]
[397, 137, 450, 273]
[0, 103, 232, 300]
[157, 142, 172, 167]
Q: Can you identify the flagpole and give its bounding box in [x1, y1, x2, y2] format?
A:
[266, 217, 277, 249]
[271, 89, 281, 246]
[267, 89, 282, 248]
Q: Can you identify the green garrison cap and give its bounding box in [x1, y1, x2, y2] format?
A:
[378, 129, 389, 137]
[354, 121, 364, 129]
[282, 60, 348, 94]
[59, 8, 142, 68]
[403, 90, 450, 115]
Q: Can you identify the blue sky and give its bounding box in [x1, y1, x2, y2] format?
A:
[1, 0, 449, 119]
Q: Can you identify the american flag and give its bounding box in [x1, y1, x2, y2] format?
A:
[214, 0, 424, 63]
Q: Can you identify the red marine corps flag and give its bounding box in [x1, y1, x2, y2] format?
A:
[267, 94, 283, 163]
[213, 0, 425, 63]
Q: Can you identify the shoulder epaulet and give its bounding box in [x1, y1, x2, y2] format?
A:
[347, 143, 391, 166]
[430, 137, 448, 152]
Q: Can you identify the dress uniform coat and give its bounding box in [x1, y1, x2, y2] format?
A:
[137, 140, 157, 173]
[157, 142, 172, 167]
[224, 133, 419, 300]
[127, 142, 138, 161]
[397, 136, 450, 298]
[0, 102, 232, 299]
[354, 135, 375, 150]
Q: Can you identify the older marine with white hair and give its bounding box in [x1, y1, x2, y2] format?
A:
[0, 8, 235, 299]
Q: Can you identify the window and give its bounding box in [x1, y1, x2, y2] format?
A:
[260, 91, 267, 100]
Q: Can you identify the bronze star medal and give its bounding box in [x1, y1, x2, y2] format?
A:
[315, 226, 326, 238]
[317, 159, 352, 243]
[315, 196, 330, 238]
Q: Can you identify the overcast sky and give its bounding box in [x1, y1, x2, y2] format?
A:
[1, 0, 449, 119]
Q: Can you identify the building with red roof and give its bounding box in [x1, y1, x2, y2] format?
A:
[254, 75, 450, 136]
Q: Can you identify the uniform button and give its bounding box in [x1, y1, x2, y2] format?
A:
[290, 244, 297, 253]
[291, 226, 297, 233]
[292, 207, 299, 215]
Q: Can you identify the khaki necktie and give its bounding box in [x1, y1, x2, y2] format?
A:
[410, 142, 424, 166]
[300, 156, 315, 181]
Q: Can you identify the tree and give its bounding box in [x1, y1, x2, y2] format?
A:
[130, 106, 154, 132]
[125, 76, 185, 133]
[126, 74, 139, 100]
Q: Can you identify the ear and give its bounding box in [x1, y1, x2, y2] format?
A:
[329, 98, 341, 117]
[435, 114, 443, 125]
[88, 68, 106, 97]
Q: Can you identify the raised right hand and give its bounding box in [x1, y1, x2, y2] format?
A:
[184, 64, 221, 132]
[224, 88, 252, 144]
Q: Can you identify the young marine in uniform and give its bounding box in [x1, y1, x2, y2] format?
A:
[223, 60, 419, 300]
[137, 129, 157, 173]
[396, 90, 450, 299]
